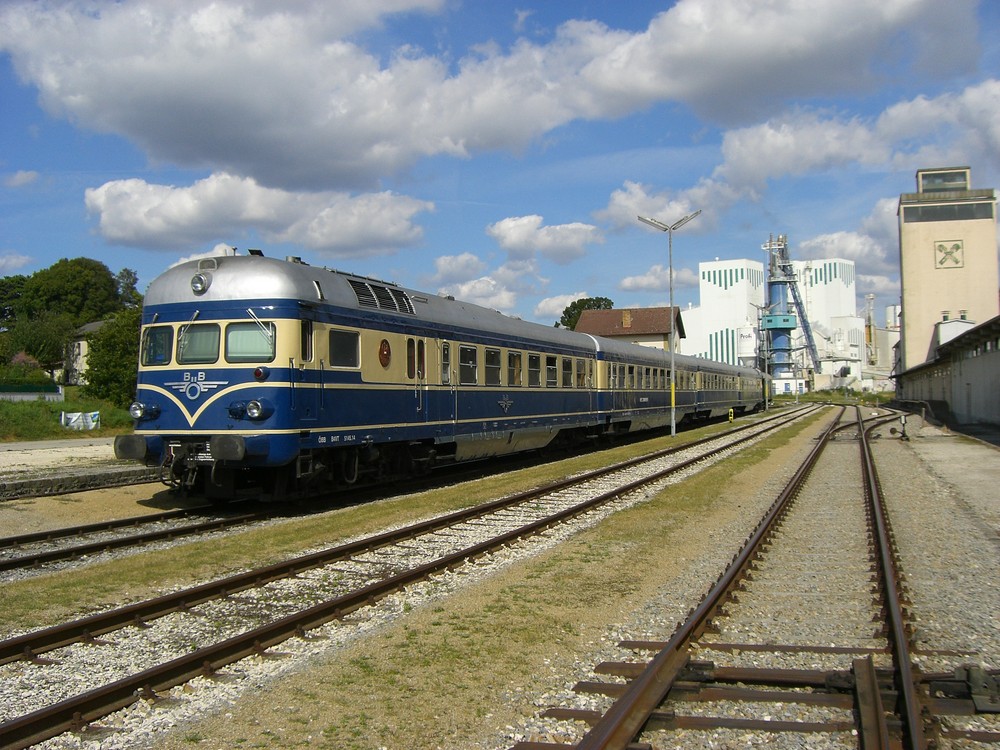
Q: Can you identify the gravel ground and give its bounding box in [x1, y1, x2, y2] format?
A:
[6, 411, 999, 750]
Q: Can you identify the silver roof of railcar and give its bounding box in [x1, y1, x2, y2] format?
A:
[144, 253, 599, 352]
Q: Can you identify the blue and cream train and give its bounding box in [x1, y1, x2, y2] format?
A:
[115, 251, 768, 499]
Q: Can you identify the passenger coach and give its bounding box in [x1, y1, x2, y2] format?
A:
[115, 252, 766, 499]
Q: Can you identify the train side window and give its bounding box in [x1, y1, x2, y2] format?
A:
[141, 326, 173, 366]
[561, 358, 573, 388]
[507, 352, 523, 386]
[459, 345, 477, 385]
[485, 348, 501, 386]
[417, 340, 425, 379]
[178, 323, 221, 364]
[226, 321, 276, 363]
[528, 354, 541, 387]
[608, 363, 616, 388]
[618, 364, 625, 389]
[329, 329, 360, 368]
[575, 359, 586, 388]
[407, 338, 416, 379]
[441, 343, 451, 385]
[300, 320, 313, 362]
[545, 356, 558, 387]
[627, 365, 635, 389]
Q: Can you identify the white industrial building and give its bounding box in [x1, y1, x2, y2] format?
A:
[681, 252, 894, 393]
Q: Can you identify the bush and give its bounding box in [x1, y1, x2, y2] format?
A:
[0, 357, 57, 388]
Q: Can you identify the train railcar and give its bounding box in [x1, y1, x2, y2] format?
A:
[115, 252, 767, 499]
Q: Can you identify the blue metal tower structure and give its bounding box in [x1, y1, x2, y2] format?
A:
[761, 234, 820, 380]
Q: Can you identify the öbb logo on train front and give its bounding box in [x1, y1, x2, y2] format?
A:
[165, 371, 229, 400]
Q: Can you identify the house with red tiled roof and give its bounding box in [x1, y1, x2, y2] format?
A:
[575, 306, 684, 351]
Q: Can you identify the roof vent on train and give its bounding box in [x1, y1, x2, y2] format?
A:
[347, 278, 415, 314]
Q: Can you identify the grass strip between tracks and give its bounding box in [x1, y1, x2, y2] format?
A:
[0, 416, 767, 635]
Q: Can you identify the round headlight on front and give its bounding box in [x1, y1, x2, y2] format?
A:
[191, 272, 211, 294]
[246, 399, 265, 419]
[129, 401, 159, 420]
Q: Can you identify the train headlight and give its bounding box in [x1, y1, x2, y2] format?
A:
[245, 399, 273, 420]
[191, 272, 212, 294]
[129, 401, 160, 420]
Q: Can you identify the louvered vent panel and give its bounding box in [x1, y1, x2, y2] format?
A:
[389, 288, 415, 314]
[372, 285, 396, 310]
[347, 278, 415, 314]
[348, 279, 378, 308]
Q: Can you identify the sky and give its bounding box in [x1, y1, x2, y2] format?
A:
[1, 0, 998, 329]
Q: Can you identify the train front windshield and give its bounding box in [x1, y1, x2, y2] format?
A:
[140, 321, 276, 367]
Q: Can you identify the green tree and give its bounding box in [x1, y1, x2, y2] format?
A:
[557, 296, 613, 330]
[115, 268, 143, 308]
[19, 257, 123, 327]
[0, 274, 27, 329]
[81, 306, 142, 407]
[3, 310, 77, 371]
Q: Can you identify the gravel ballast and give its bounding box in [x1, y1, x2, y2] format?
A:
[7, 411, 999, 750]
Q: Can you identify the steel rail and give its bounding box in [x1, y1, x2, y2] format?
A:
[0, 511, 264, 573]
[0, 507, 211, 549]
[0, 407, 817, 749]
[0, 407, 812, 666]
[860, 408, 926, 750]
[569, 407, 845, 750]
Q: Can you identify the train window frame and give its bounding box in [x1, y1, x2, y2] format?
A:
[575, 359, 586, 388]
[441, 342, 451, 385]
[528, 354, 541, 387]
[328, 329, 360, 368]
[225, 321, 277, 364]
[141, 325, 173, 367]
[177, 323, 221, 365]
[459, 345, 477, 385]
[407, 338, 416, 379]
[485, 348, 502, 386]
[545, 355, 558, 388]
[300, 320, 313, 362]
[561, 357, 573, 388]
[507, 351, 523, 386]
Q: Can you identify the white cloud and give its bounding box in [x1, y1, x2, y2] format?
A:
[0, 252, 32, 273]
[598, 179, 736, 232]
[4, 170, 38, 188]
[84, 173, 433, 257]
[430, 252, 486, 284]
[534, 292, 589, 321]
[438, 276, 517, 312]
[170, 244, 240, 268]
[798, 231, 890, 270]
[0, 0, 977, 191]
[619, 264, 699, 293]
[857, 274, 900, 296]
[486, 215, 603, 264]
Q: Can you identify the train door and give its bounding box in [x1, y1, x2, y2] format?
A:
[294, 319, 319, 422]
[434, 340, 457, 437]
[613, 362, 628, 412]
[406, 336, 428, 421]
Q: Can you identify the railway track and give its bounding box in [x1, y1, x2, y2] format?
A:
[512, 406, 997, 750]
[0, 416, 773, 579]
[0, 503, 274, 576]
[0, 407, 818, 749]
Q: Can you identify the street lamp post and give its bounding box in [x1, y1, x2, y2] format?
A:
[637, 209, 701, 436]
